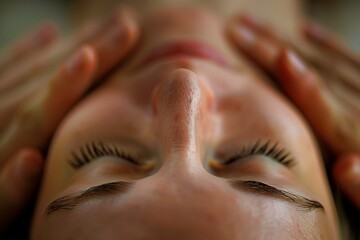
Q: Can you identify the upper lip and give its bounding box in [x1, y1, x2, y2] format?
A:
[139, 41, 229, 67]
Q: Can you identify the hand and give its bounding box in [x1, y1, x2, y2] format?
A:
[0, 6, 140, 230]
[227, 15, 360, 209]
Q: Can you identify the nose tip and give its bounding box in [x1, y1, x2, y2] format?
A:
[152, 68, 199, 114]
[152, 68, 214, 115]
[151, 68, 214, 171]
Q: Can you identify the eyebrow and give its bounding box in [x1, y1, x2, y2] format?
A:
[229, 180, 324, 212]
[46, 181, 133, 215]
[46, 179, 324, 216]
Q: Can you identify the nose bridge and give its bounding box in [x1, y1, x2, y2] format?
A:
[152, 68, 212, 173]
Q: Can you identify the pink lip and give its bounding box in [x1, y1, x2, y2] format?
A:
[140, 41, 229, 67]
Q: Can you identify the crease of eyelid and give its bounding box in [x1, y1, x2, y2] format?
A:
[45, 181, 133, 215]
[229, 180, 324, 212]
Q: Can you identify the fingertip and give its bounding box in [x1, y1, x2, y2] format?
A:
[0, 148, 43, 230]
[31, 21, 59, 48]
[277, 48, 328, 112]
[13, 148, 43, 183]
[89, 6, 139, 78]
[333, 154, 360, 184]
[333, 154, 360, 209]
[303, 21, 327, 42]
[281, 49, 308, 76]
[278, 49, 319, 90]
[106, 6, 140, 47]
[39, 21, 60, 41]
[0, 148, 43, 197]
[228, 22, 256, 49]
[64, 45, 97, 76]
[81, 45, 97, 71]
[117, 6, 140, 46]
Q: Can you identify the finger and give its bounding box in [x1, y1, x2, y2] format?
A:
[334, 59, 360, 93]
[0, 51, 49, 93]
[0, 45, 97, 164]
[309, 52, 360, 93]
[304, 21, 360, 68]
[0, 148, 43, 230]
[240, 14, 284, 44]
[0, 7, 139, 96]
[306, 54, 360, 110]
[333, 154, 360, 210]
[277, 49, 360, 152]
[41, 45, 97, 126]
[0, 22, 58, 72]
[228, 21, 280, 72]
[88, 7, 139, 79]
[325, 75, 360, 113]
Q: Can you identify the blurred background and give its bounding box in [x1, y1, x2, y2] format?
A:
[0, 0, 359, 52]
[307, 0, 360, 52]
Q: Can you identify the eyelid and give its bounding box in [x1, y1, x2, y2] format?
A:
[69, 142, 141, 169]
[218, 140, 295, 168]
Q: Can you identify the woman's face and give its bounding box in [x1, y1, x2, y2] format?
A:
[32, 6, 339, 240]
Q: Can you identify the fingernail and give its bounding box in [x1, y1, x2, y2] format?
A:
[287, 50, 307, 75]
[14, 151, 42, 181]
[66, 48, 86, 73]
[232, 24, 256, 47]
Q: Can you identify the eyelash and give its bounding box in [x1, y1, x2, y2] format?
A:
[69, 141, 294, 169]
[225, 141, 295, 167]
[69, 142, 139, 169]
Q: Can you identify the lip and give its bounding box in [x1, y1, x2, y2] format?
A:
[139, 41, 229, 67]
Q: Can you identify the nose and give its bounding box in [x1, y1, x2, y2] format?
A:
[151, 68, 214, 174]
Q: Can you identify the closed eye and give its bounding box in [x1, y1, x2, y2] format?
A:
[225, 140, 295, 167]
[68, 142, 140, 169]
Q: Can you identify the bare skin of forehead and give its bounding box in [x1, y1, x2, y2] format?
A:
[73, 0, 301, 37]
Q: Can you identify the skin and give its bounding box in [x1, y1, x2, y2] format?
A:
[31, 5, 339, 240]
[0, 7, 139, 231]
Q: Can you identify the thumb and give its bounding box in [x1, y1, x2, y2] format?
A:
[333, 154, 360, 210]
[0, 148, 43, 231]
